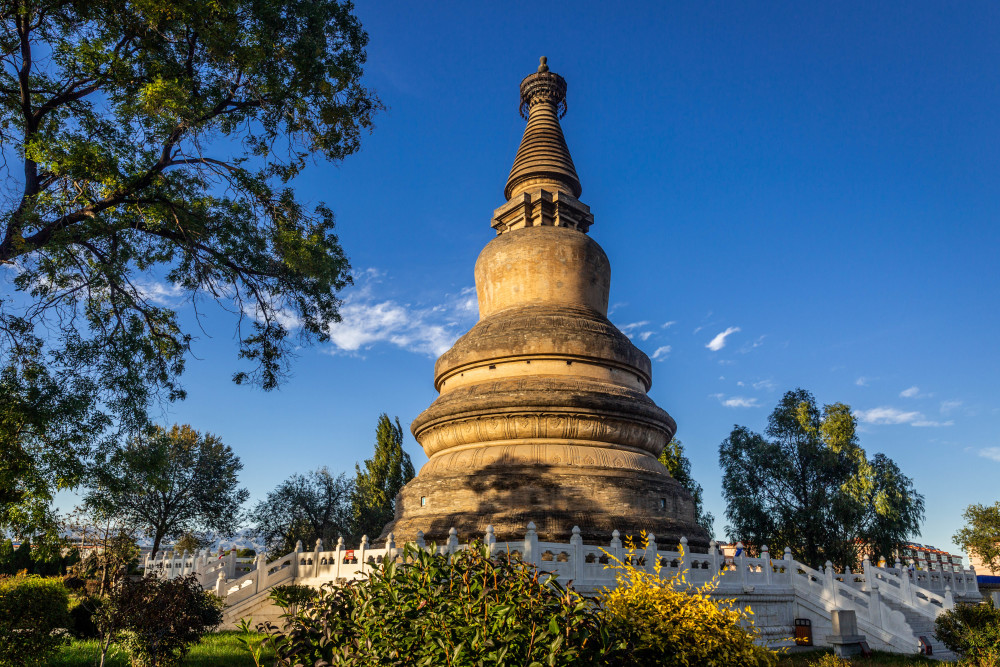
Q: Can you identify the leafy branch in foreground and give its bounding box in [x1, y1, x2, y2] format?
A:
[0, 0, 381, 538]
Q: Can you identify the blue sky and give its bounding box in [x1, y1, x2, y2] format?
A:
[99, 2, 1000, 557]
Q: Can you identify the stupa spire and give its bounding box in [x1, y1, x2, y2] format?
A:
[493, 57, 593, 234]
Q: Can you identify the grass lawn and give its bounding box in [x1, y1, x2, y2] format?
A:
[50, 631, 275, 666]
[52, 635, 952, 666]
[777, 648, 950, 666]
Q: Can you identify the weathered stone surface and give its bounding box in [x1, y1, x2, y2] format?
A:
[380, 58, 709, 550]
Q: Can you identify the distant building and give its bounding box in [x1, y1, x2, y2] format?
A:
[897, 542, 965, 571]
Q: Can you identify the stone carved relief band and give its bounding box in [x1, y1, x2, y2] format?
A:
[416, 411, 674, 457]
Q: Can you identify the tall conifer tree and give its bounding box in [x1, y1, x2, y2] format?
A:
[351, 415, 415, 540]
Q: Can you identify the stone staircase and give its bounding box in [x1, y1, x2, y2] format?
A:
[880, 598, 956, 662]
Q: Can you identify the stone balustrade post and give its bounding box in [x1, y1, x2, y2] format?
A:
[335, 536, 345, 580]
[610, 530, 622, 567]
[524, 523, 538, 565]
[824, 561, 837, 603]
[869, 582, 883, 625]
[900, 561, 914, 605]
[485, 525, 497, 555]
[215, 571, 226, 598]
[708, 540, 719, 573]
[255, 552, 267, 593]
[226, 548, 237, 579]
[416, 530, 426, 550]
[293, 540, 303, 577]
[385, 533, 395, 560]
[313, 539, 323, 578]
[570, 526, 583, 582]
[448, 527, 459, 558]
[647, 534, 660, 575]
[736, 542, 746, 586]
[360, 535, 369, 571]
[945, 585, 954, 610]
[862, 554, 872, 592]
[761, 545, 772, 584]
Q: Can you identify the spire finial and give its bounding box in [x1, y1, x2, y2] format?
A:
[502, 59, 582, 203]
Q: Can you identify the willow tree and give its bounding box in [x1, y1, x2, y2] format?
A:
[0, 0, 380, 538]
[719, 388, 924, 568]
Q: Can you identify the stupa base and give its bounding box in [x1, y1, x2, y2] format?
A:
[378, 460, 710, 552]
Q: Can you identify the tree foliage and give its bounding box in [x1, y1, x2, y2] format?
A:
[0, 0, 380, 538]
[87, 424, 248, 558]
[351, 414, 414, 540]
[658, 437, 714, 537]
[954, 501, 1000, 575]
[252, 466, 353, 555]
[719, 388, 924, 568]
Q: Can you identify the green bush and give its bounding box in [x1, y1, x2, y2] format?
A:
[935, 599, 1000, 663]
[261, 542, 613, 666]
[68, 594, 102, 638]
[0, 574, 72, 666]
[99, 574, 223, 667]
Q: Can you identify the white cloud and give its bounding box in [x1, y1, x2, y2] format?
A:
[326, 273, 477, 357]
[854, 406, 953, 428]
[638, 331, 653, 341]
[856, 376, 870, 387]
[900, 386, 920, 398]
[752, 379, 776, 391]
[706, 326, 740, 351]
[619, 321, 650, 332]
[651, 345, 671, 361]
[739, 335, 766, 353]
[978, 447, 1000, 462]
[137, 280, 186, 306]
[940, 400, 963, 415]
[661, 321, 676, 329]
[712, 393, 760, 408]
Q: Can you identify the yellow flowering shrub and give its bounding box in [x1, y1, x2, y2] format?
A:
[598, 534, 779, 667]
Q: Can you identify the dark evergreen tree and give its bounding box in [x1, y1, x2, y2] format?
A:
[658, 438, 714, 537]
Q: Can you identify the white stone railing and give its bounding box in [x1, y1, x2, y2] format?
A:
[142, 523, 980, 652]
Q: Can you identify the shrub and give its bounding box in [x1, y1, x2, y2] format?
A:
[0, 574, 72, 666]
[99, 574, 223, 667]
[598, 535, 779, 667]
[68, 594, 103, 638]
[269, 583, 317, 619]
[261, 542, 614, 665]
[935, 599, 1000, 663]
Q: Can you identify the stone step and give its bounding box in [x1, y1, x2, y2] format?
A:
[880, 598, 956, 662]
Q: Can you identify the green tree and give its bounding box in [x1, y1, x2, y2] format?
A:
[658, 437, 714, 537]
[351, 414, 415, 541]
[719, 388, 924, 568]
[954, 501, 1000, 574]
[87, 424, 248, 558]
[0, 0, 380, 540]
[252, 467, 353, 555]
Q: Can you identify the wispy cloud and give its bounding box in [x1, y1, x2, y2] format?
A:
[651, 345, 671, 361]
[618, 321, 653, 342]
[940, 400, 963, 415]
[900, 386, 920, 398]
[978, 447, 1000, 462]
[752, 379, 776, 391]
[712, 393, 760, 408]
[739, 335, 766, 353]
[856, 376, 870, 387]
[637, 331, 653, 341]
[137, 280, 186, 307]
[706, 326, 740, 351]
[661, 321, 676, 329]
[854, 406, 953, 428]
[326, 271, 477, 357]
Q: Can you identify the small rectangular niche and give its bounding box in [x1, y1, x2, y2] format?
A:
[420, 496, 428, 507]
